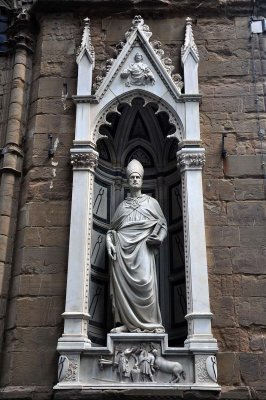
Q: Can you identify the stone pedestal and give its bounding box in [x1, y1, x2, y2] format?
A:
[55, 333, 219, 391]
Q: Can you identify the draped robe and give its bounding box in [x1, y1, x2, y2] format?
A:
[108, 194, 167, 332]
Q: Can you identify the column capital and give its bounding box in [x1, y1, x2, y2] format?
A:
[70, 148, 99, 171]
[176, 147, 205, 173]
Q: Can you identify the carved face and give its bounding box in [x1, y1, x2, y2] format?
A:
[128, 173, 143, 190]
[134, 53, 143, 62]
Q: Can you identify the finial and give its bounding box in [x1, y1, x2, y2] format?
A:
[181, 17, 199, 61]
[77, 17, 95, 65]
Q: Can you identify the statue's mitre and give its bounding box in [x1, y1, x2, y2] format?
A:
[126, 159, 144, 178]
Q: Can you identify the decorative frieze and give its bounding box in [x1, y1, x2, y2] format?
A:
[70, 149, 99, 171]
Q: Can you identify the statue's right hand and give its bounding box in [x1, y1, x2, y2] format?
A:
[107, 242, 117, 261]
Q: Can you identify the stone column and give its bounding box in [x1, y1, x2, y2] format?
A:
[57, 147, 98, 351]
[177, 147, 218, 351]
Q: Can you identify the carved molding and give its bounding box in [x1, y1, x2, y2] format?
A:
[177, 151, 205, 172]
[70, 149, 99, 171]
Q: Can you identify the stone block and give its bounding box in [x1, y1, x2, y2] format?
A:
[241, 276, 266, 297]
[4, 326, 62, 352]
[219, 328, 249, 352]
[30, 114, 75, 135]
[41, 38, 76, 58]
[0, 262, 11, 297]
[239, 354, 261, 385]
[212, 296, 235, 328]
[227, 201, 265, 226]
[236, 298, 266, 327]
[2, 350, 58, 386]
[7, 297, 65, 328]
[220, 386, 250, 400]
[249, 334, 266, 351]
[224, 155, 263, 178]
[194, 19, 236, 41]
[201, 97, 243, 113]
[217, 352, 240, 385]
[203, 179, 219, 201]
[221, 276, 234, 296]
[212, 247, 233, 274]
[204, 201, 227, 225]
[14, 246, 68, 275]
[240, 226, 266, 247]
[25, 201, 71, 227]
[204, 154, 224, 178]
[199, 60, 254, 78]
[218, 180, 235, 201]
[231, 247, 266, 274]
[235, 179, 265, 200]
[22, 227, 69, 247]
[235, 17, 250, 39]
[37, 77, 68, 99]
[206, 226, 240, 247]
[26, 179, 72, 202]
[11, 273, 66, 298]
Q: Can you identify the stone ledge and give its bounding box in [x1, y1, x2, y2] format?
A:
[53, 388, 220, 400]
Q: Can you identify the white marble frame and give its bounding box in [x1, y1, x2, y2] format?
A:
[56, 16, 218, 389]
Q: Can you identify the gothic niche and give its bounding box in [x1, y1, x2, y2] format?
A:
[89, 97, 186, 346]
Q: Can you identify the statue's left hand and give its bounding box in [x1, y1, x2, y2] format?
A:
[146, 234, 162, 247]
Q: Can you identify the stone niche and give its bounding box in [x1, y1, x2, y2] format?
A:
[55, 15, 220, 395]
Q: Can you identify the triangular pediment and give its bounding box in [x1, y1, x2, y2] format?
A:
[92, 16, 184, 103]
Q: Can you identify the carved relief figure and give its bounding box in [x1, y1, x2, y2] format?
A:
[106, 159, 167, 333]
[138, 345, 156, 382]
[121, 53, 155, 86]
[152, 348, 186, 383]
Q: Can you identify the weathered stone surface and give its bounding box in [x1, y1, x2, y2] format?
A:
[240, 276, 266, 297]
[235, 179, 265, 200]
[231, 247, 266, 274]
[0, 350, 58, 386]
[249, 334, 266, 351]
[239, 353, 265, 385]
[215, 328, 249, 352]
[224, 155, 263, 177]
[236, 298, 266, 327]
[19, 202, 71, 228]
[13, 246, 68, 276]
[212, 296, 236, 328]
[0, 263, 11, 297]
[4, 326, 62, 352]
[204, 201, 227, 225]
[7, 297, 65, 328]
[227, 202, 265, 226]
[212, 247, 233, 274]
[22, 227, 69, 247]
[206, 226, 240, 247]
[217, 353, 240, 385]
[11, 273, 66, 298]
[239, 226, 266, 247]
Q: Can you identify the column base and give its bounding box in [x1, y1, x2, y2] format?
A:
[57, 334, 92, 351]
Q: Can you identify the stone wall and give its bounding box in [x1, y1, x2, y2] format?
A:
[0, 5, 265, 400]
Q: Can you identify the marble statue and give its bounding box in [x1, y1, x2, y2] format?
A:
[106, 159, 167, 333]
[120, 53, 155, 86]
